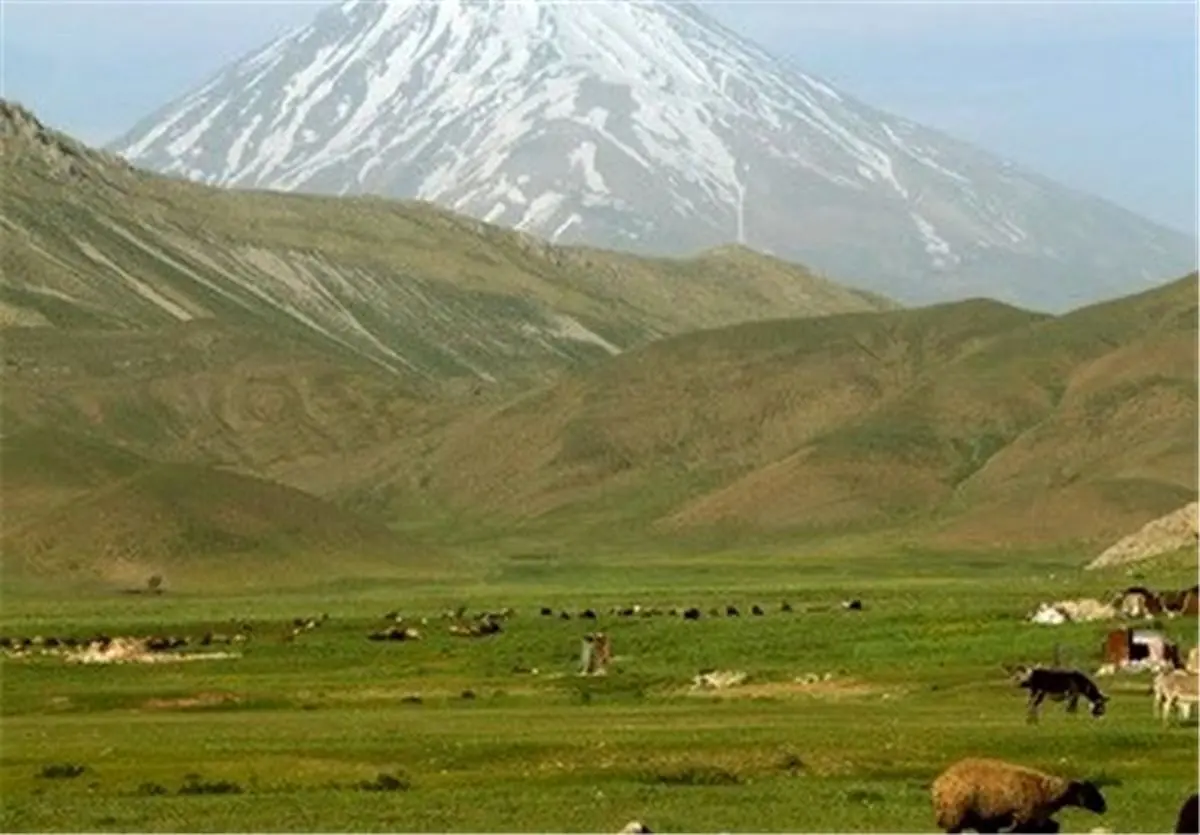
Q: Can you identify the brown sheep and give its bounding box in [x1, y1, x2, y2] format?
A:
[932, 757, 1107, 833]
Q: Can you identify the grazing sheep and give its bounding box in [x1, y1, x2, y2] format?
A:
[682, 607, 701, 620]
[1176, 793, 1198, 834]
[1154, 669, 1199, 725]
[751, 605, 765, 616]
[619, 821, 653, 834]
[1186, 646, 1200, 674]
[559, 611, 572, 620]
[932, 757, 1106, 833]
[780, 601, 793, 613]
[145, 636, 172, 652]
[370, 627, 421, 642]
[580, 609, 598, 620]
[725, 605, 740, 617]
[540, 607, 554, 617]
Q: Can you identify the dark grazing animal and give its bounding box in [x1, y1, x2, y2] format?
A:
[1176, 793, 1199, 834]
[682, 607, 701, 620]
[1016, 667, 1108, 723]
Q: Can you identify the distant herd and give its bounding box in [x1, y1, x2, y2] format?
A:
[2, 595, 1197, 833]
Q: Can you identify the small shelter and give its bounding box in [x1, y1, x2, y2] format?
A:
[1099, 627, 1181, 674]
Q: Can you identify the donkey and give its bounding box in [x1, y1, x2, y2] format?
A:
[1015, 666, 1109, 724]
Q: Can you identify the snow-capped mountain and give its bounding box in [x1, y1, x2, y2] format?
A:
[110, 0, 1195, 312]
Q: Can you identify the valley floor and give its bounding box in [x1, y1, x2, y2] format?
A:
[1, 549, 1196, 832]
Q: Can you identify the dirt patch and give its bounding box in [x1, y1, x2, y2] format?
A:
[684, 676, 883, 700]
[142, 692, 243, 710]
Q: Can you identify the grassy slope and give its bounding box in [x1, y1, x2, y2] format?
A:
[669, 273, 1199, 544]
[0, 321, 431, 478]
[369, 275, 1197, 550]
[4, 277, 1192, 576]
[0, 429, 438, 592]
[367, 297, 1040, 521]
[1, 100, 891, 386]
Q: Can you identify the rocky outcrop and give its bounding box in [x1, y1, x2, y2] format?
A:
[1086, 502, 1199, 570]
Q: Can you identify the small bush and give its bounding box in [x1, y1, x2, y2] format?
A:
[38, 763, 86, 779]
[357, 771, 411, 792]
[645, 765, 742, 786]
[777, 752, 806, 774]
[845, 788, 886, 805]
[177, 775, 243, 795]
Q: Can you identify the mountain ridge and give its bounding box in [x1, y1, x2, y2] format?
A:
[2, 97, 891, 386]
[108, 0, 1196, 312]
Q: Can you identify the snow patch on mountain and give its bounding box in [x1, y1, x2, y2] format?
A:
[109, 0, 1197, 311]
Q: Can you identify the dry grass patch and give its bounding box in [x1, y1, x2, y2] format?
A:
[141, 692, 243, 711]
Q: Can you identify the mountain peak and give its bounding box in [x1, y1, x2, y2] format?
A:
[109, 0, 1195, 312]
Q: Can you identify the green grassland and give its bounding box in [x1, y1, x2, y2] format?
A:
[2, 546, 1197, 833]
[3, 97, 1198, 833]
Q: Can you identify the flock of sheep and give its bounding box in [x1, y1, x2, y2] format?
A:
[4, 594, 1196, 833]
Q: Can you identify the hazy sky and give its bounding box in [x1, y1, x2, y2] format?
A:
[4, 0, 1197, 234]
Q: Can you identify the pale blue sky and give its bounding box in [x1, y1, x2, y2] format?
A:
[3, 0, 1197, 234]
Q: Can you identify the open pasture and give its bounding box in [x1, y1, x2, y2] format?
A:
[1, 549, 1197, 832]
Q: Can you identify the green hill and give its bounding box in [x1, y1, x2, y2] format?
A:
[1, 99, 892, 387]
[359, 274, 1197, 549]
[5, 276, 1192, 569]
[0, 429, 429, 591]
